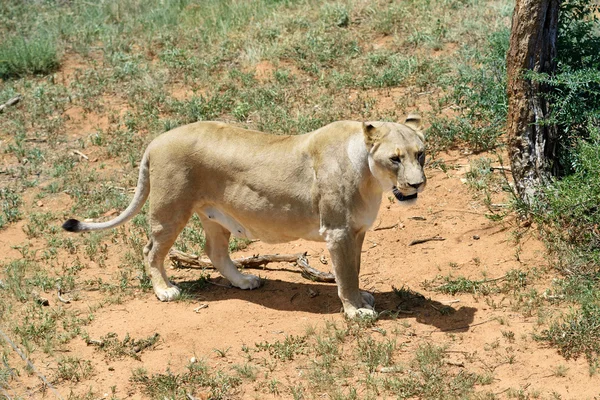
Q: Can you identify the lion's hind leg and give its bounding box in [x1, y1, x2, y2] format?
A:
[200, 216, 261, 290]
[144, 205, 194, 301]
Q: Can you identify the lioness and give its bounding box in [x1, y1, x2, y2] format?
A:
[63, 116, 426, 318]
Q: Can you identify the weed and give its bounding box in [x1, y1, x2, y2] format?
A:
[255, 335, 307, 361]
[232, 363, 256, 381]
[357, 336, 396, 373]
[131, 361, 241, 400]
[0, 35, 59, 79]
[426, 275, 494, 296]
[553, 364, 568, 377]
[55, 357, 94, 383]
[0, 187, 22, 229]
[86, 332, 160, 361]
[538, 302, 600, 364]
[213, 347, 231, 358]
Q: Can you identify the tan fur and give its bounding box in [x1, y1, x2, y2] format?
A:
[63, 118, 426, 318]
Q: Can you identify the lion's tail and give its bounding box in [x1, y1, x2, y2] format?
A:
[62, 150, 150, 233]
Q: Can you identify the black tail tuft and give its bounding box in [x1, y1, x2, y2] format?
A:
[62, 219, 82, 232]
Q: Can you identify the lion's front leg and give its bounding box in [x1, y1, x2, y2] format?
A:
[325, 228, 376, 319]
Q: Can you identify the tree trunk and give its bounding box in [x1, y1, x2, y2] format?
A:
[506, 0, 560, 206]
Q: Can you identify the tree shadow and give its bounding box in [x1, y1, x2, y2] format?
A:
[177, 275, 477, 333]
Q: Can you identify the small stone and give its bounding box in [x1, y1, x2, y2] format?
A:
[190, 357, 197, 364]
[473, 235, 480, 240]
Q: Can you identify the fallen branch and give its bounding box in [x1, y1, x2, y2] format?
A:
[409, 236, 445, 246]
[0, 95, 21, 113]
[296, 255, 336, 282]
[168, 249, 335, 283]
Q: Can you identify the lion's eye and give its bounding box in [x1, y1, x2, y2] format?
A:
[417, 151, 425, 165]
[390, 155, 401, 164]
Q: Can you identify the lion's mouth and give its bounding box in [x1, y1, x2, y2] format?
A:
[392, 187, 418, 202]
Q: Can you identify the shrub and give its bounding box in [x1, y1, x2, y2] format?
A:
[0, 35, 59, 79]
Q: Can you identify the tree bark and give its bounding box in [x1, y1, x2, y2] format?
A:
[506, 0, 560, 205]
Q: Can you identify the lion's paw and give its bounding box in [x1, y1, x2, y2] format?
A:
[345, 306, 378, 320]
[361, 291, 375, 307]
[154, 283, 181, 302]
[231, 273, 262, 290]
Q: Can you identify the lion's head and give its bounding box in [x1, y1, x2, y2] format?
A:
[363, 115, 426, 204]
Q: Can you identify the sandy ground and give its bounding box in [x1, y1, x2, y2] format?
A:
[3, 147, 600, 399]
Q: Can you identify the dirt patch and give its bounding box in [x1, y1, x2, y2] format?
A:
[254, 60, 277, 82]
[5, 150, 598, 399]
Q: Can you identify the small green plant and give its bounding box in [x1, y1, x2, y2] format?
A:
[255, 335, 307, 361]
[0, 187, 22, 228]
[213, 347, 231, 358]
[232, 363, 256, 380]
[87, 332, 160, 360]
[55, 357, 94, 383]
[356, 336, 396, 373]
[0, 35, 59, 79]
[131, 361, 241, 400]
[538, 302, 600, 365]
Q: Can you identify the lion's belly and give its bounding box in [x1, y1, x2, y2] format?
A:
[199, 206, 323, 243]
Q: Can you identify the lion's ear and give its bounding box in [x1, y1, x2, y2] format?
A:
[405, 114, 424, 141]
[405, 114, 422, 130]
[363, 122, 378, 145]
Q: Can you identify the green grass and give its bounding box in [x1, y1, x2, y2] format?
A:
[538, 303, 600, 368]
[0, 35, 59, 79]
[427, 28, 510, 155]
[0, 187, 22, 229]
[131, 361, 242, 400]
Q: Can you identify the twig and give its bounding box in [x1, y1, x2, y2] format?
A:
[57, 286, 71, 304]
[409, 236, 445, 246]
[72, 150, 89, 160]
[432, 208, 485, 215]
[429, 318, 495, 334]
[208, 281, 233, 288]
[193, 304, 208, 312]
[169, 249, 335, 283]
[0, 328, 64, 400]
[0, 95, 21, 113]
[441, 299, 461, 304]
[86, 339, 104, 346]
[446, 360, 465, 367]
[373, 223, 398, 231]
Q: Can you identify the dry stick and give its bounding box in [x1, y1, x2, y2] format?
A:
[409, 236, 445, 246]
[432, 208, 486, 216]
[0, 328, 64, 400]
[0, 95, 21, 113]
[72, 150, 89, 160]
[57, 285, 71, 304]
[429, 318, 495, 334]
[168, 249, 336, 283]
[373, 223, 398, 231]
